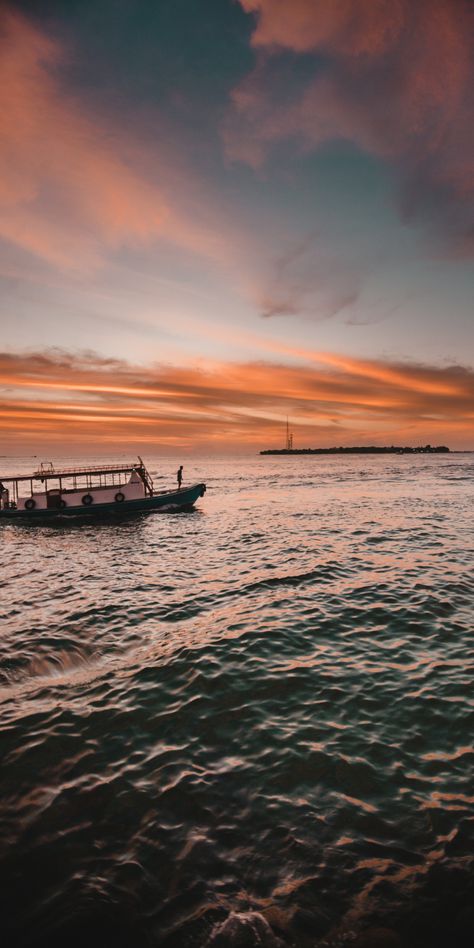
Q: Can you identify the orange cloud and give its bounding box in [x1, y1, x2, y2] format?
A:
[0, 349, 472, 451]
[230, 0, 474, 252]
[0, 11, 228, 269]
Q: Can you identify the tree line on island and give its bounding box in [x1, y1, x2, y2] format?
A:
[260, 445, 450, 455]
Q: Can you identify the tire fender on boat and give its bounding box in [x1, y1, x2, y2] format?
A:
[82, 494, 93, 506]
[115, 492, 125, 503]
[25, 498, 36, 510]
[59, 499, 66, 508]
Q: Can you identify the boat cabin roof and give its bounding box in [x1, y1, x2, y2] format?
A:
[0, 459, 146, 484]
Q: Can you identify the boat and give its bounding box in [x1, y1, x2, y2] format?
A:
[0, 457, 206, 520]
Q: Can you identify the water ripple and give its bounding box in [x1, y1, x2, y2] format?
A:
[0, 453, 473, 946]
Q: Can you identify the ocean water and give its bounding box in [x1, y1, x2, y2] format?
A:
[1, 454, 473, 948]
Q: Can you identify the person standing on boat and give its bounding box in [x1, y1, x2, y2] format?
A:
[177, 465, 183, 490]
[0, 481, 7, 509]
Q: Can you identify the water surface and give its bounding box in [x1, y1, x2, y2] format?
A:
[1, 454, 473, 947]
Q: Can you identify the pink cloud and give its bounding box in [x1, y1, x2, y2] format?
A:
[241, 0, 407, 57]
[230, 0, 474, 252]
[0, 12, 230, 270]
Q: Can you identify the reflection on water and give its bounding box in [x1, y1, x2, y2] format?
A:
[0, 454, 473, 947]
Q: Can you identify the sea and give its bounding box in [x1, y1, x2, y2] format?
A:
[1, 453, 473, 948]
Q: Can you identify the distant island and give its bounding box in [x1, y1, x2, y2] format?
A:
[260, 445, 450, 455]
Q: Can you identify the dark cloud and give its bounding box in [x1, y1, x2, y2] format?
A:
[230, 0, 474, 255]
[258, 233, 362, 320]
[261, 299, 301, 318]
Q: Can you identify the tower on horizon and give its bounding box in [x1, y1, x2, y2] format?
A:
[286, 418, 293, 451]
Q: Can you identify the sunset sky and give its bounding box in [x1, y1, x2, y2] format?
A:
[1, 0, 473, 452]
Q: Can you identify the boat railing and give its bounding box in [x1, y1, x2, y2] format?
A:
[1, 459, 155, 496]
[137, 455, 154, 495]
[32, 461, 141, 478]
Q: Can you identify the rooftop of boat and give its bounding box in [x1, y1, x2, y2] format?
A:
[0, 460, 148, 483]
